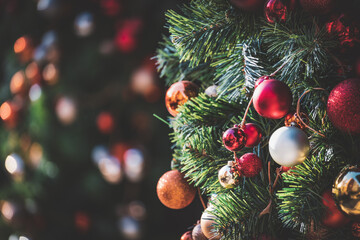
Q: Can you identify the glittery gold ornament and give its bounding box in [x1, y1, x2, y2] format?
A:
[165, 81, 199, 116]
[156, 169, 196, 209]
[333, 166, 360, 219]
[284, 111, 309, 130]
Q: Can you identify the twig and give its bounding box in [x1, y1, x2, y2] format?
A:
[296, 88, 327, 138]
[198, 187, 206, 210]
[240, 96, 253, 127]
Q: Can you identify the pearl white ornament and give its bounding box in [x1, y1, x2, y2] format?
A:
[269, 126, 310, 167]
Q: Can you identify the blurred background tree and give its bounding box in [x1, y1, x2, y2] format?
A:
[0, 0, 203, 239]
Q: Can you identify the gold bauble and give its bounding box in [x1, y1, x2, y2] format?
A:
[200, 207, 221, 240]
[332, 166, 360, 219]
[156, 169, 196, 209]
[165, 81, 198, 116]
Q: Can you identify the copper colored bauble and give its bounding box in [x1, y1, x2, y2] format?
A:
[165, 81, 199, 116]
[352, 222, 360, 238]
[265, 0, 295, 23]
[332, 166, 360, 219]
[156, 169, 196, 209]
[192, 224, 207, 240]
[327, 78, 360, 134]
[222, 126, 247, 152]
[242, 123, 262, 147]
[326, 14, 360, 48]
[200, 207, 221, 240]
[218, 161, 239, 188]
[284, 111, 309, 130]
[181, 230, 193, 240]
[321, 190, 350, 228]
[253, 78, 292, 119]
[96, 111, 114, 134]
[236, 153, 262, 177]
[299, 0, 337, 15]
[230, 0, 265, 11]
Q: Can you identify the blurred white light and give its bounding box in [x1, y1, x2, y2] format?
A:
[42, 30, 57, 48]
[8, 235, 18, 240]
[19, 237, 30, 240]
[56, 97, 77, 125]
[5, 153, 24, 175]
[74, 12, 94, 37]
[1, 201, 15, 221]
[29, 84, 42, 102]
[98, 156, 122, 184]
[118, 216, 141, 240]
[91, 145, 110, 165]
[123, 149, 145, 182]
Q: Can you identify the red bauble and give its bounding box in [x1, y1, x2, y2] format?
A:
[321, 190, 350, 228]
[157, 169, 196, 209]
[326, 14, 360, 48]
[230, 0, 266, 11]
[242, 123, 262, 148]
[327, 78, 360, 134]
[299, 0, 337, 15]
[265, 0, 296, 23]
[96, 111, 114, 134]
[165, 81, 199, 116]
[222, 127, 247, 151]
[253, 78, 292, 119]
[236, 153, 262, 177]
[254, 76, 270, 88]
[181, 231, 193, 240]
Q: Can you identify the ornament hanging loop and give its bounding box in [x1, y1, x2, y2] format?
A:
[296, 88, 327, 138]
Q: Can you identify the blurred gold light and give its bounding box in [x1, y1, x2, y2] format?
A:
[25, 62, 40, 83]
[56, 97, 77, 125]
[43, 63, 59, 85]
[10, 71, 26, 94]
[1, 201, 15, 221]
[14, 37, 28, 53]
[29, 142, 43, 167]
[98, 157, 122, 184]
[0, 102, 12, 121]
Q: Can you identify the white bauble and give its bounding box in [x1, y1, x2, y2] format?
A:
[269, 126, 310, 167]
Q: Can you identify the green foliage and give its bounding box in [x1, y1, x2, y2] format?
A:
[157, 0, 360, 238]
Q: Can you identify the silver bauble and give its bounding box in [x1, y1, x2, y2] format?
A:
[269, 126, 310, 167]
[218, 161, 238, 189]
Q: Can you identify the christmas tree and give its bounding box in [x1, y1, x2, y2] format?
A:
[155, 0, 360, 239]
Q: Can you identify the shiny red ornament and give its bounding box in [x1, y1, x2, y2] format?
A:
[326, 14, 360, 48]
[222, 127, 247, 151]
[254, 76, 270, 88]
[165, 81, 199, 116]
[230, 0, 266, 11]
[299, 0, 336, 15]
[265, 0, 295, 23]
[253, 78, 292, 119]
[242, 123, 262, 148]
[327, 78, 360, 134]
[181, 231, 193, 240]
[321, 190, 350, 228]
[236, 153, 262, 177]
[96, 111, 114, 134]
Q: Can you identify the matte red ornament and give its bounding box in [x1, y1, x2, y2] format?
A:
[327, 78, 360, 134]
[181, 231, 193, 240]
[265, 0, 295, 23]
[96, 111, 114, 134]
[299, 0, 337, 15]
[222, 127, 247, 151]
[236, 153, 262, 177]
[157, 169, 196, 209]
[326, 14, 360, 48]
[165, 81, 199, 116]
[242, 123, 262, 147]
[253, 78, 292, 119]
[230, 0, 266, 11]
[321, 190, 350, 228]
